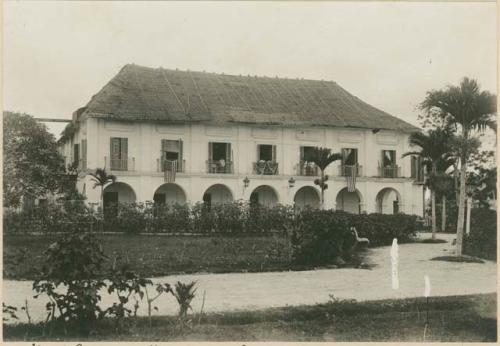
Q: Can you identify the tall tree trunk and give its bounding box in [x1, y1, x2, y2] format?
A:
[456, 130, 468, 256]
[441, 195, 446, 232]
[320, 169, 325, 210]
[431, 189, 436, 240]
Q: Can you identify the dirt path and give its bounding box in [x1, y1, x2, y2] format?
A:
[3, 233, 496, 323]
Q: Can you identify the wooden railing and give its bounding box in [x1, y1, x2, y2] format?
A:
[105, 157, 135, 171]
[207, 159, 234, 174]
[298, 161, 319, 176]
[378, 165, 401, 178]
[253, 161, 279, 175]
[157, 159, 185, 173]
[339, 164, 362, 177]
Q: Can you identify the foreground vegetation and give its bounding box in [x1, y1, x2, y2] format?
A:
[4, 293, 496, 342]
[3, 233, 295, 280]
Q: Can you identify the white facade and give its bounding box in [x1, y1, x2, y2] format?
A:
[60, 117, 424, 215]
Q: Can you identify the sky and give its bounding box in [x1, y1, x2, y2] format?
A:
[3, 1, 497, 144]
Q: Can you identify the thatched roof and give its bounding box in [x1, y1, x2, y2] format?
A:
[79, 64, 418, 132]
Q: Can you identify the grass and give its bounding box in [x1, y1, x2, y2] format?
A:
[3, 233, 294, 280]
[3, 293, 496, 342]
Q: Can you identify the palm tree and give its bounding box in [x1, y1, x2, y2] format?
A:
[420, 77, 496, 255]
[402, 128, 453, 239]
[307, 147, 342, 209]
[88, 168, 117, 209]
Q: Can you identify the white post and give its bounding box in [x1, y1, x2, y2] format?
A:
[465, 196, 472, 235]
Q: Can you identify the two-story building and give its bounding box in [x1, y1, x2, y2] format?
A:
[59, 64, 425, 215]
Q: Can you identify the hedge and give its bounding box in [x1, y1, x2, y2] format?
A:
[4, 201, 418, 252]
[290, 209, 418, 265]
[464, 208, 497, 261]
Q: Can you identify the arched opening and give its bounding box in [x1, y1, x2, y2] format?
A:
[103, 182, 137, 216]
[249, 185, 279, 207]
[336, 188, 362, 214]
[203, 184, 233, 208]
[153, 183, 187, 205]
[376, 187, 402, 214]
[294, 186, 320, 210]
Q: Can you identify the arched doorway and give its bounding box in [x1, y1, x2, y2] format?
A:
[203, 184, 233, 207]
[153, 183, 187, 205]
[336, 188, 362, 214]
[376, 188, 402, 214]
[294, 186, 320, 209]
[250, 185, 279, 207]
[103, 182, 136, 215]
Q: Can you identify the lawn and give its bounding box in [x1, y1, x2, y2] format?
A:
[4, 233, 297, 280]
[4, 293, 496, 342]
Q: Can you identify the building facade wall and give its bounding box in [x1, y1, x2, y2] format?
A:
[62, 117, 424, 216]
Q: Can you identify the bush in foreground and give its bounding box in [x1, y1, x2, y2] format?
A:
[464, 208, 497, 261]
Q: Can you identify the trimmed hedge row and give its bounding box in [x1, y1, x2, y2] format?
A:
[464, 208, 497, 261]
[290, 209, 418, 264]
[4, 201, 418, 251]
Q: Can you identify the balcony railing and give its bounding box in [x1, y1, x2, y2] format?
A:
[253, 161, 279, 175]
[105, 157, 135, 171]
[207, 159, 234, 174]
[339, 164, 362, 177]
[379, 165, 401, 178]
[157, 159, 185, 173]
[298, 161, 319, 176]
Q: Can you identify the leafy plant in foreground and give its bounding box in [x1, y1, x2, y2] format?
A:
[172, 281, 197, 318]
[33, 232, 108, 336]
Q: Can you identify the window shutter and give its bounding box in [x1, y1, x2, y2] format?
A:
[208, 142, 213, 161]
[353, 149, 358, 164]
[392, 151, 396, 165]
[121, 138, 128, 160]
[226, 143, 232, 161]
[110, 138, 120, 160]
[300, 146, 305, 161]
[272, 145, 277, 162]
[257, 144, 261, 161]
[178, 139, 183, 161]
[81, 140, 87, 168]
[411, 156, 416, 178]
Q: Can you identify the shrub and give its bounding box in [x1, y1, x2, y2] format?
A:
[464, 208, 496, 261]
[351, 213, 418, 246]
[291, 209, 350, 265]
[33, 231, 108, 336]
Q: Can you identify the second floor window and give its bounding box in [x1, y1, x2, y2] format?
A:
[341, 148, 359, 176]
[381, 150, 398, 178]
[208, 142, 233, 173]
[110, 137, 128, 171]
[161, 139, 183, 172]
[299, 146, 318, 176]
[342, 148, 358, 166]
[382, 150, 396, 167]
[255, 144, 278, 175]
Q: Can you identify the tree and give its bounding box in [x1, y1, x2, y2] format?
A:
[88, 168, 116, 209]
[402, 128, 453, 239]
[307, 147, 342, 209]
[420, 78, 496, 255]
[3, 111, 66, 208]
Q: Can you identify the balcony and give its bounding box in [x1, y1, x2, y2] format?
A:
[339, 164, 362, 177]
[378, 165, 401, 178]
[105, 157, 135, 171]
[207, 159, 234, 174]
[157, 159, 185, 173]
[253, 161, 279, 175]
[298, 161, 319, 176]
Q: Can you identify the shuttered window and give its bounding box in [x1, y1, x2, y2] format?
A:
[257, 144, 276, 162]
[110, 137, 128, 170]
[342, 148, 358, 165]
